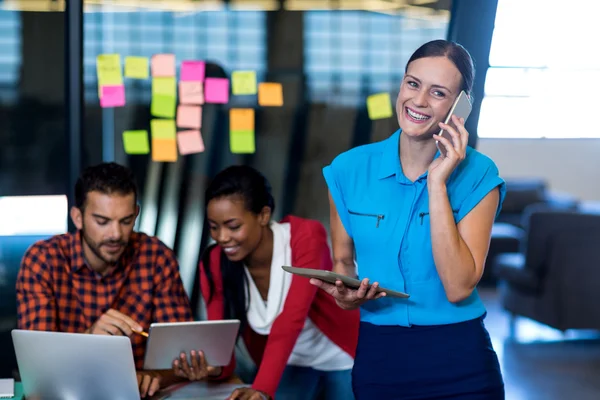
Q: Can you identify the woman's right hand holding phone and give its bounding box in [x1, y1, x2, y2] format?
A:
[172, 350, 222, 381]
[310, 278, 385, 310]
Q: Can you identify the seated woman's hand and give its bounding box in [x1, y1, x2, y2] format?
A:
[227, 387, 270, 400]
[172, 350, 222, 381]
[310, 277, 385, 310]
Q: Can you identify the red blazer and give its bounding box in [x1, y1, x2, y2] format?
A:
[200, 215, 360, 398]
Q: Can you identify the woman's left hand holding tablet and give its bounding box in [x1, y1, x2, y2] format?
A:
[172, 350, 222, 381]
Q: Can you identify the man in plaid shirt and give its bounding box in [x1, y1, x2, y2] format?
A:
[16, 162, 193, 398]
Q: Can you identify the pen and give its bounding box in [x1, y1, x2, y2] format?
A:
[134, 330, 149, 338]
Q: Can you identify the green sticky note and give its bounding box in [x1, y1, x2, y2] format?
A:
[230, 130, 255, 154]
[151, 119, 176, 140]
[366, 93, 393, 120]
[125, 56, 149, 79]
[232, 70, 257, 95]
[122, 130, 150, 154]
[97, 54, 122, 86]
[151, 95, 176, 118]
[152, 77, 176, 97]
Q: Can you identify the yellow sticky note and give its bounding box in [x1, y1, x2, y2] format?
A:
[177, 105, 202, 129]
[151, 119, 176, 140]
[230, 130, 255, 154]
[151, 95, 176, 118]
[123, 130, 150, 155]
[152, 138, 178, 162]
[152, 77, 176, 97]
[366, 93, 393, 120]
[125, 56, 149, 79]
[229, 108, 255, 131]
[232, 71, 257, 95]
[258, 82, 283, 107]
[97, 54, 122, 86]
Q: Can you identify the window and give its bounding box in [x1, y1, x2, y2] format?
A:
[304, 9, 449, 106]
[479, 0, 600, 138]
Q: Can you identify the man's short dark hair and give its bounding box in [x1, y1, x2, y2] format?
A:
[74, 162, 138, 210]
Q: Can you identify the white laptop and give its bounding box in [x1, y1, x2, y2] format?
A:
[143, 320, 240, 370]
[12, 329, 140, 400]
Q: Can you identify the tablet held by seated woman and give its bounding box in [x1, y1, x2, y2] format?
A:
[173, 165, 359, 400]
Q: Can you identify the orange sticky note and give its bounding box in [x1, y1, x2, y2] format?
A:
[229, 108, 255, 131]
[258, 82, 283, 107]
[152, 138, 178, 162]
[177, 105, 202, 129]
[177, 130, 205, 155]
[151, 54, 175, 77]
[179, 82, 204, 105]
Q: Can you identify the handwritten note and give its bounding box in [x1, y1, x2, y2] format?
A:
[232, 71, 257, 95]
[177, 130, 205, 155]
[177, 105, 202, 129]
[230, 130, 255, 154]
[152, 138, 178, 162]
[204, 78, 229, 104]
[151, 54, 175, 77]
[258, 82, 283, 107]
[179, 82, 204, 105]
[122, 130, 149, 155]
[125, 56, 149, 79]
[97, 54, 122, 86]
[152, 77, 177, 97]
[100, 85, 126, 108]
[181, 61, 205, 82]
[229, 108, 255, 131]
[151, 119, 176, 140]
[366, 93, 393, 120]
[151, 95, 176, 118]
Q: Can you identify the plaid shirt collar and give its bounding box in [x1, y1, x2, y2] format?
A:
[68, 230, 141, 274]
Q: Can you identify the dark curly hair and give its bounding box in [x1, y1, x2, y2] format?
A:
[74, 162, 138, 210]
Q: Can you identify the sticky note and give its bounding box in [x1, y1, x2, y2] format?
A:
[100, 85, 126, 108]
[204, 78, 229, 104]
[367, 93, 393, 120]
[151, 119, 176, 140]
[151, 54, 175, 77]
[230, 130, 255, 154]
[179, 82, 204, 105]
[229, 108, 255, 131]
[177, 105, 202, 129]
[125, 56, 149, 79]
[122, 130, 149, 155]
[177, 130, 205, 155]
[232, 71, 257, 95]
[181, 61, 205, 82]
[152, 138, 178, 162]
[151, 95, 176, 118]
[152, 77, 176, 97]
[258, 82, 283, 107]
[97, 54, 122, 86]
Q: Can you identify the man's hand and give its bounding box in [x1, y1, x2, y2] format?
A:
[86, 309, 144, 337]
[227, 387, 270, 400]
[172, 350, 222, 381]
[137, 371, 162, 398]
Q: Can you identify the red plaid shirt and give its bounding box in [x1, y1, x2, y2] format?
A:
[16, 231, 193, 369]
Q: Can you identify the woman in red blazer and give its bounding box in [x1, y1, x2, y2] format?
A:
[172, 165, 359, 400]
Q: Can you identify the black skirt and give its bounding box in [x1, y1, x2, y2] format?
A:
[351, 315, 504, 399]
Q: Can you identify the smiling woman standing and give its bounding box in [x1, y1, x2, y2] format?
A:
[173, 165, 359, 400]
[310, 40, 507, 399]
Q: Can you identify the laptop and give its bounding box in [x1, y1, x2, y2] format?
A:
[12, 329, 140, 400]
[143, 320, 240, 370]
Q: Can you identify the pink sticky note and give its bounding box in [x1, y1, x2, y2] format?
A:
[177, 105, 202, 129]
[181, 61, 205, 82]
[179, 82, 204, 105]
[204, 78, 229, 104]
[100, 85, 125, 108]
[177, 130, 205, 155]
[151, 54, 175, 77]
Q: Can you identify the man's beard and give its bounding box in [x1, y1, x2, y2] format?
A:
[81, 223, 126, 266]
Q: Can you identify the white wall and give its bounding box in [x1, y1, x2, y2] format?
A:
[478, 139, 600, 202]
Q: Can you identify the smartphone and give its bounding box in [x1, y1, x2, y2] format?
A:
[436, 90, 472, 157]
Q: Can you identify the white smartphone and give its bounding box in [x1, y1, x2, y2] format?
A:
[436, 90, 472, 157]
